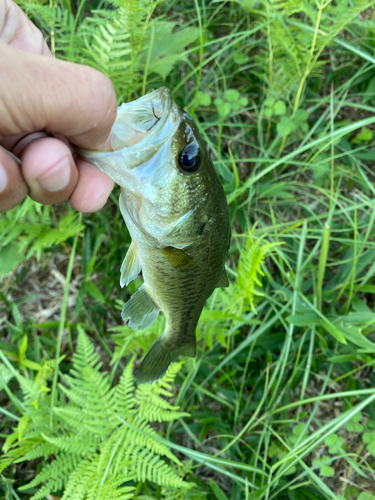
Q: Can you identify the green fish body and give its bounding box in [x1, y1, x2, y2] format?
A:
[79, 87, 230, 383]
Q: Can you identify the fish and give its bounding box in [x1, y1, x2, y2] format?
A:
[78, 87, 230, 383]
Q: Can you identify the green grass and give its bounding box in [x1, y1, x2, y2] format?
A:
[1, 0, 375, 498]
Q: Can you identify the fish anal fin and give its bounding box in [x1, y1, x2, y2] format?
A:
[122, 284, 159, 331]
[160, 246, 194, 269]
[120, 241, 141, 288]
[217, 269, 229, 288]
[136, 335, 196, 384]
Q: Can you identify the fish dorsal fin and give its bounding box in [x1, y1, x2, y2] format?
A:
[217, 269, 229, 288]
[160, 246, 194, 269]
[120, 241, 141, 288]
[122, 284, 159, 331]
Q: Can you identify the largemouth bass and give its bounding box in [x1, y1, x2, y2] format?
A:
[79, 87, 230, 383]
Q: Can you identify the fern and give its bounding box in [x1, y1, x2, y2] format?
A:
[18, 0, 198, 101]
[235, 230, 277, 314]
[254, 0, 372, 101]
[1, 330, 192, 499]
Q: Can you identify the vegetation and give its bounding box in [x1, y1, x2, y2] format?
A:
[1, 0, 375, 498]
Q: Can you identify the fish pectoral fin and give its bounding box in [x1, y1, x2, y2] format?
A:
[120, 241, 142, 288]
[160, 246, 194, 269]
[217, 269, 229, 288]
[136, 335, 196, 384]
[122, 284, 159, 331]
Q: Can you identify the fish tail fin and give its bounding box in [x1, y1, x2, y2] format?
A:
[136, 334, 196, 384]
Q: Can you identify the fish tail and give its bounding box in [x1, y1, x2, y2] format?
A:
[136, 334, 196, 384]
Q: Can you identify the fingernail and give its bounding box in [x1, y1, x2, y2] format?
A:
[37, 157, 71, 192]
[0, 162, 8, 193]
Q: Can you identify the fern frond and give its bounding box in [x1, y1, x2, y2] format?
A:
[2, 330, 190, 496]
[95, 483, 135, 500]
[114, 357, 136, 419]
[136, 388, 189, 422]
[15, 441, 58, 462]
[61, 457, 99, 500]
[236, 231, 276, 314]
[19, 452, 80, 500]
[42, 432, 99, 456]
[103, 421, 180, 474]
[129, 447, 187, 488]
[60, 370, 117, 434]
[81, 14, 132, 80]
[54, 406, 87, 431]
[71, 327, 102, 374]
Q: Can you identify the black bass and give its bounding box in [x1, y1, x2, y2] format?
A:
[79, 87, 230, 383]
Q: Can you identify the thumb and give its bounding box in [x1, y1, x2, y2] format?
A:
[0, 41, 117, 149]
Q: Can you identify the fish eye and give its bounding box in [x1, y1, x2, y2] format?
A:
[179, 143, 200, 173]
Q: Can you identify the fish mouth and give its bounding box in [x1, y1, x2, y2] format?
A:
[77, 87, 179, 185]
[109, 87, 173, 151]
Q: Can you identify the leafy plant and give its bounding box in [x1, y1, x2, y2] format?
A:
[264, 97, 287, 118]
[234, 231, 276, 313]
[312, 455, 335, 478]
[214, 89, 248, 118]
[3, 0, 375, 498]
[19, 0, 199, 101]
[0, 330, 191, 500]
[0, 198, 83, 278]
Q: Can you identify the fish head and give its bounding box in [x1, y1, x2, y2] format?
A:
[78, 87, 222, 245]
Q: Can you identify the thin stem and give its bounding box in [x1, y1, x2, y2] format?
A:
[50, 229, 80, 430]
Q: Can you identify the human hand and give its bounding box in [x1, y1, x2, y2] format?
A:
[0, 0, 117, 213]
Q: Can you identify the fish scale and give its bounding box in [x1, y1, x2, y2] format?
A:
[78, 87, 230, 383]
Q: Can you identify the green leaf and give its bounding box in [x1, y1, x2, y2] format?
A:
[362, 431, 375, 444]
[209, 479, 229, 500]
[0, 242, 23, 277]
[224, 89, 239, 102]
[320, 464, 334, 477]
[332, 322, 375, 351]
[292, 422, 307, 437]
[367, 441, 375, 456]
[264, 97, 275, 107]
[343, 312, 375, 328]
[264, 107, 273, 118]
[19, 335, 28, 360]
[214, 98, 231, 118]
[349, 411, 362, 423]
[239, 96, 248, 107]
[352, 127, 373, 143]
[312, 455, 331, 468]
[286, 313, 320, 326]
[196, 91, 211, 106]
[358, 492, 375, 500]
[0, 363, 14, 389]
[274, 100, 286, 115]
[21, 359, 43, 371]
[295, 109, 308, 122]
[85, 281, 105, 303]
[321, 319, 347, 344]
[12, 303, 23, 328]
[324, 434, 338, 447]
[234, 51, 249, 64]
[325, 433, 344, 453]
[277, 116, 293, 137]
[346, 422, 355, 432]
[147, 22, 199, 79]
